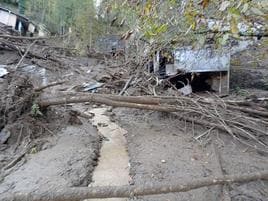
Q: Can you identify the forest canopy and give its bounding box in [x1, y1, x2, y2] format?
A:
[0, 0, 267, 49]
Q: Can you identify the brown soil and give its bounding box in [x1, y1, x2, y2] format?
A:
[113, 108, 268, 201]
[0, 49, 102, 195]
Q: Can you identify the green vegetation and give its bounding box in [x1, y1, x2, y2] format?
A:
[1, 0, 267, 52]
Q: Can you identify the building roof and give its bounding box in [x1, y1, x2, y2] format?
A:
[0, 6, 29, 22]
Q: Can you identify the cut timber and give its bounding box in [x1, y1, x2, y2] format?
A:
[2, 170, 268, 201]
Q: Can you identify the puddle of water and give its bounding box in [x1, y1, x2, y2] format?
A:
[87, 108, 129, 201]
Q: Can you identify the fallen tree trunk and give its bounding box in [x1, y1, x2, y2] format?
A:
[39, 95, 179, 113]
[38, 94, 268, 152]
[38, 94, 268, 135]
[41, 93, 268, 118]
[47, 93, 180, 105]
[2, 170, 268, 201]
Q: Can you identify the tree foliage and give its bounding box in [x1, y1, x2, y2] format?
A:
[100, 0, 268, 48]
[1, 0, 267, 51]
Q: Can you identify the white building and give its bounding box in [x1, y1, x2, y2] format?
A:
[0, 7, 37, 35]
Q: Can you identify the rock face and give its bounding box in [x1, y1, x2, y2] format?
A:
[230, 39, 268, 90]
[231, 67, 268, 89]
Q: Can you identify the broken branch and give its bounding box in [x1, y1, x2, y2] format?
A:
[34, 81, 66, 92]
[119, 75, 134, 95]
[2, 170, 268, 201]
[15, 40, 37, 70]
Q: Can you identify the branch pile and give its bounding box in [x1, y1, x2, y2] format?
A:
[38, 92, 268, 153]
[0, 33, 74, 71]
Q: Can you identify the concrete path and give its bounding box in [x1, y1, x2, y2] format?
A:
[88, 108, 129, 201]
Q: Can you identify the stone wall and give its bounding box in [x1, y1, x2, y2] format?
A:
[230, 38, 268, 90]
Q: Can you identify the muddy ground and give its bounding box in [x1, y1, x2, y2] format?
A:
[114, 108, 268, 201]
[0, 39, 268, 201]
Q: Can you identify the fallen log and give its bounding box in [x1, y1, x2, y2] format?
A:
[39, 95, 178, 113]
[42, 93, 268, 118]
[2, 170, 268, 201]
[49, 93, 178, 105]
[38, 94, 268, 152]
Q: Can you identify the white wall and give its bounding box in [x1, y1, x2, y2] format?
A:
[0, 10, 17, 28]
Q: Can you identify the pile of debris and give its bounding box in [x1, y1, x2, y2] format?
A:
[1, 26, 267, 153]
[38, 90, 268, 152]
[0, 29, 75, 176]
[0, 23, 13, 35]
[0, 72, 34, 131]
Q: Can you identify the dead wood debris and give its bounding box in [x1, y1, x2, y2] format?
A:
[38, 92, 268, 153]
[92, 58, 268, 152]
[2, 170, 268, 201]
[0, 35, 68, 68]
[1, 31, 267, 152]
[0, 72, 34, 130]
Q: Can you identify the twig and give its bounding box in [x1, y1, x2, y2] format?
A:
[14, 125, 23, 152]
[34, 80, 66, 92]
[119, 75, 134, 96]
[3, 150, 27, 170]
[194, 127, 215, 140]
[15, 40, 37, 70]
